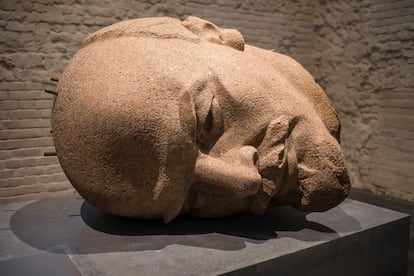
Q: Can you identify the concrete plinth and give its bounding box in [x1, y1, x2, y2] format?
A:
[0, 194, 409, 275]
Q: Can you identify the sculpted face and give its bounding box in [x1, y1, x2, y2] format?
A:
[52, 16, 350, 223]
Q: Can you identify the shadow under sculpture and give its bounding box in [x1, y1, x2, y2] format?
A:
[52, 16, 351, 223]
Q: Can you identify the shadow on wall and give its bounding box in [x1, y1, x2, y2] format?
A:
[9, 196, 360, 254]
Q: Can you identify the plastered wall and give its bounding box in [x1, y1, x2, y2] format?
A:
[313, 0, 414, 201]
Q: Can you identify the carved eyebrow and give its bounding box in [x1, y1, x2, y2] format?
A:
[178, 87, 197, 144]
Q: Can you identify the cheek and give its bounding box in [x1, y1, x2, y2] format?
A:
[144, 123, 199, 221]
[164, 138, 198, 189]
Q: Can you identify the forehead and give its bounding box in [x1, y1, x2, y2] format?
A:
[82, 16, 338, 138]
[94, 32, 337, 138]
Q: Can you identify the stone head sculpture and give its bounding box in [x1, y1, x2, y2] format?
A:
[52, 16, 350, 223]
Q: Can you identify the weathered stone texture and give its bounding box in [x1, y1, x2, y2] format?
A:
[313, 0, 414, 201]
[1, 0, 413, 203]
[0, 1, 314, 203]
[52, 16, 350, 222]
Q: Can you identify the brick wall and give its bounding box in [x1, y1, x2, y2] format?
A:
[1, 0, 413, 204]
[0, 0, 314, 203]
[313, 0, 414, 201]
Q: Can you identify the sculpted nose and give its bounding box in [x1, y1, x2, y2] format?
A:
[194, 146, 261, 198]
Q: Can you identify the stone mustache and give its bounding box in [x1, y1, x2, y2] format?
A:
[52, 16, 351, 223]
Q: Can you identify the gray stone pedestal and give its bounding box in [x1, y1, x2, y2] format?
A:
[0, 195, 409, 275]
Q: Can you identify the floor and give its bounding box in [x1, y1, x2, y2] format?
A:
[349, 189, 414, 275]
[0, 188, 411, 275]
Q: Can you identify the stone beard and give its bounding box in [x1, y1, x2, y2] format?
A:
[52, 16, 351, 223]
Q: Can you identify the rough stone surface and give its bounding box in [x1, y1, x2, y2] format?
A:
[52, 17, 350, 222]
[1, 0, 413, 204]
[0, 0, 314, 204]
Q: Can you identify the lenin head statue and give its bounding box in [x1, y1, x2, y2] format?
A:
[52, 16, 350, 223]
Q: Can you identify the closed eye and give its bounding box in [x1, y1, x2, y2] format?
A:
[203, 98, 214, 133]
[192, 78, 224, 153]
